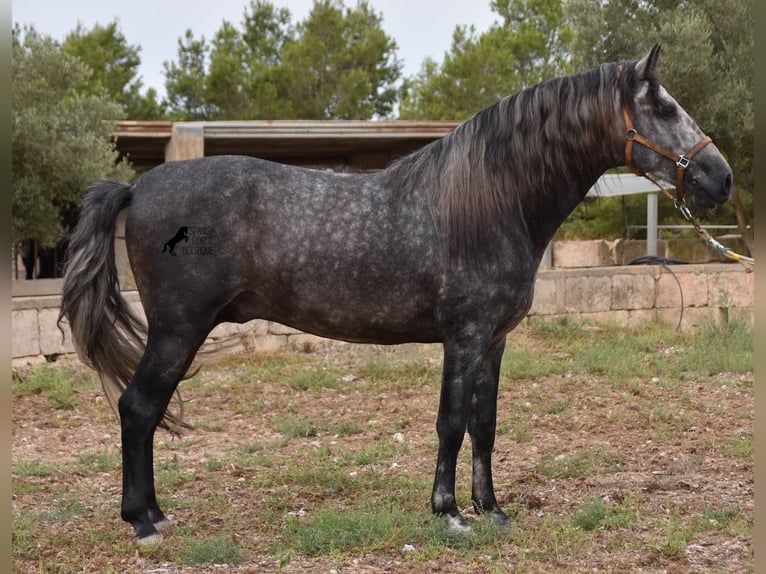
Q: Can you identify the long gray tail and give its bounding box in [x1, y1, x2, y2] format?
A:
[59, 181, 186, 432]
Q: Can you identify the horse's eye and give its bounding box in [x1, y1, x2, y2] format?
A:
[657, 102, 678, 119]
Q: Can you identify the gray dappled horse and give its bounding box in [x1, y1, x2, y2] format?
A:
[60, 45, 732, 543]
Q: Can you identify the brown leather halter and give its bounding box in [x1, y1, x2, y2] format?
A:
[617, 65, 713, 203]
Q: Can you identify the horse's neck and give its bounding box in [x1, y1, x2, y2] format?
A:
[511, 152, 616, 259]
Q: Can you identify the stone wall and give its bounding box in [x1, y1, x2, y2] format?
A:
[11, 263, 752, 365]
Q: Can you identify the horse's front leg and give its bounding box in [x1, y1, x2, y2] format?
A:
[431, 336, 488, 532]
[468, 337, 510, 524]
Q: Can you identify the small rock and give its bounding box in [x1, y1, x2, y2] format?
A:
[401, 544, 416, 552]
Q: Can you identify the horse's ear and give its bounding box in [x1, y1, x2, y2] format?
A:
[635, 43, 661, 80]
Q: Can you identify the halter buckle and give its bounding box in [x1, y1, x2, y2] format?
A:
[626, 129, 637, 140]
[676, 155, 690, 169]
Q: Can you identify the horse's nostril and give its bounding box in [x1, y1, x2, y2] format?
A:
[724, 172, 733, 193]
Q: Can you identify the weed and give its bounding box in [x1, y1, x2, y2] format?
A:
[286, 367, 339, 393]
[13, 364, 82, 410]
[176, 533, 243, 565]
[570, 496, 637, 531]
[276, 416, 319, 440]
[725, 433, 753, 459]
[537, 446, 613, 479]
[13, 458, 59, 478]
[76, 449, 120, 472]
[651, 517, 688, 557]
[571, 497, 608, 531]
[280, 503, 411, 556]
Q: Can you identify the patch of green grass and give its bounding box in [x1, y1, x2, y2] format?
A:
[275, 416, 319, 440]
[280, 504, 405, 556]
[76, 449, 120, 472]
[286, 367, 340, 393]
[501, 345, 571, 381]
[651, 517, 689, 557]
[692, 505, 752, 538]
[725, 433, 753, 459]
[12, 364, 83, 410]
[328, 420, 364, 437]
[537, 446, 616, 479]
[156, 454, 195, 488]
[13, 458, 59, 478]
[337, 442, 398, 467]
[41, 497, 87, 523]
[680, 314, 753, 374]
[175, 533, 244, 565]
[570, 496, 638, 531]
[12, 513, 38, 559]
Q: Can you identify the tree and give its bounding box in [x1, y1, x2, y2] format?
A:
[162, 0, 402, 120]
[562, 0, 753, 249]
[399, 0, 571, 120]
[12, 25, 134, 255]
[279, 0, 401, 119]
[62, 20, 165, 119]
[206, 21, 250, 118]
[163, 30, 214, 120]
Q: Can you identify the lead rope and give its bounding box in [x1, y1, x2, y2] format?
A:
[640, 171, 754, 271]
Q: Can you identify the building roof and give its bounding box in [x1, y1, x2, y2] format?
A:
[113, 119, 462, 169]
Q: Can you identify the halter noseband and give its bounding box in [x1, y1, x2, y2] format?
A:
[617, 65, 712, 203]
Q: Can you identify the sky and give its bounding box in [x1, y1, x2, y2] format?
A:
[11, 0, 500, 98]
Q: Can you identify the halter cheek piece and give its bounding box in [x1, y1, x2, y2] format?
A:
[617, 65, 713, 204]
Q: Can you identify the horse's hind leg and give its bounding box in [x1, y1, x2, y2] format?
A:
[468, 338, 509, 525]
[118, 331, 204, 542]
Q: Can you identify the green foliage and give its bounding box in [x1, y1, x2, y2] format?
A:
[537, 447, 614, 479]
[400, 0, 571, 120]
[163, 30, 214, 120]
[12, 363, 81, 410]
[163, 0, 401, 120]
[570, 496, 637, 531]
[280, 503, 408, 555]
[12, 25, 134, 247]
[177, 534, 244, 565]
[61, 20, 164, 119]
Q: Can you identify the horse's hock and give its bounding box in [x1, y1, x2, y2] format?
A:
[12, 252, 753, 364]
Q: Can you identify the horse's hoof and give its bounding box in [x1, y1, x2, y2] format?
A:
[153, 518, 174, 534]
[488, 509, 511, 527]
[136, 532, 163, 547]
[446, 513, 473, 534]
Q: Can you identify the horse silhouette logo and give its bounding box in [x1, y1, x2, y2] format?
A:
[162, 226, 188, 256]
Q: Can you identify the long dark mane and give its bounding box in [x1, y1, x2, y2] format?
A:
[385, 61, 633, 260]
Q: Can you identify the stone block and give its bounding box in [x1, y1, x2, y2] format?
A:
[252, 334, 287, 353]
[12, 309, 39, 357]
[611, 273, 655, 310]
[612, 239, 661, 265]
[529, 277, 560, 315]
[708, 270, 754, 307]
[664, 238, 714, 263]
[655, 269, 709, 308]
[564, 275, 611, 313]
[269, 322, 303, 335]
[552, 240, 615, 268]
[38, 308, 74, 355]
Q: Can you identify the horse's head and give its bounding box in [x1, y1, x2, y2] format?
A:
[619, 44, 732, 209]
